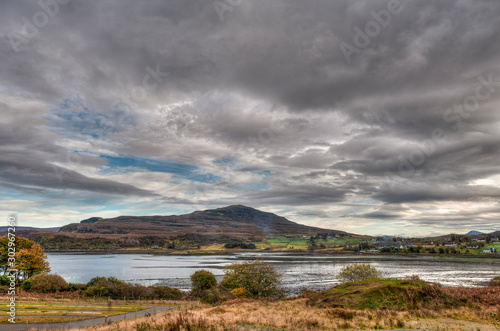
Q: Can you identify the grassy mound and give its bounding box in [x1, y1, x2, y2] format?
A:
[307, 279, 463, 310]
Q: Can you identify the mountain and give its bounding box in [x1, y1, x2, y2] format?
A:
[59, 205, 349, 237]
[0, 226, 60, 232]
[465, 230, 485, 236]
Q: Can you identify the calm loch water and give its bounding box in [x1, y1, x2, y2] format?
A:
[47, 253, 500, 295]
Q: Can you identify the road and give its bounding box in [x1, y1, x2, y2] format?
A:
[0, 305, 174, 330]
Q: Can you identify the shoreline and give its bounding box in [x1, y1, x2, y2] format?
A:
[44, 249, 500, 259]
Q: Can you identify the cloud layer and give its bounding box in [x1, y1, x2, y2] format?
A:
[1, 0, 500, 235]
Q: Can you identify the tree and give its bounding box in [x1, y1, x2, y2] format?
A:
[337, 263, 382, 283]
[191, 270, 217, 294]
[189, 270, 233, 304]
[0, 236, 50, 280]
[308, 237, 318, 251]
[221, 260, 284, 298]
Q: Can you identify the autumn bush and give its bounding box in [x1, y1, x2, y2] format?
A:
[29, 274, 69, 293]
[337, 263, 382, 283]
[0, 236, 50, 280]
[221, 260, 284, 298]
[230, 287, 250, 298]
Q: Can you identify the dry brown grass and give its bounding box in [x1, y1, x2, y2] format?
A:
[73, 298, 500, 331]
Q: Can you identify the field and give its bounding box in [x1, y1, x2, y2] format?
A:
[0, 298, 147, 324]
[466, 243, 500, 254]
[70, 287, 500, 331]
[195, 236, 365, 252]
[1, 281, 499, 330]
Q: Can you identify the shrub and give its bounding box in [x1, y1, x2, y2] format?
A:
[337, 263, 382, 283]
[68, 283, 86, 292]
[191, 270, 217, 293]
[20, 279, 31, 291]
[0, 275, 10, 286]
[195, 285, 235, 305]
[30, 274, 69, 293]
[489, 276, 500, 287]
[85, 277, 140, 299]
[84, 277, 131, 298]
[221, 260, 284, 298]
[230, 287, 250, 298]
[84, 277, 183, 300]
[152, 286, 183, 300]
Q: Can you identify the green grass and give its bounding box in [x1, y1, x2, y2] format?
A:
[0, 302, 147, 324]
[307, 278, 462, 310]
[256, 236, 361, 250]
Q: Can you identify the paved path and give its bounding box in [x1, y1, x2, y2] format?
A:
[0, 305, 174, 330]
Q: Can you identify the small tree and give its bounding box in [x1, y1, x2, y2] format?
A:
[337, 263, 382, 283]
[221, 260, 284, 298]
[191, 270, 217, 294]
[190, 270, 233, 304]
[0, 236, 50, 280]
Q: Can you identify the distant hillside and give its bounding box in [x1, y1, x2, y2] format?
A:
[0, 226, 60, 232]
[465, 231, 484, 236]
[59, 205, 349, 237]
[489, 230, 500, 237]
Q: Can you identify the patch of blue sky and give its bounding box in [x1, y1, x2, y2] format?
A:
[44, 97, 136, 140]
[252, 169, 271, 176]
[188, 173, 221, 183]
[351, 199, 380, 204]
[213, 156, 237, 167]
[240, 182, 268, 190]
[100, 155, 220, 183]
[0, 187, 30, 198]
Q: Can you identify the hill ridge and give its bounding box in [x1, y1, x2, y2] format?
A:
[59, 205, 349, 237]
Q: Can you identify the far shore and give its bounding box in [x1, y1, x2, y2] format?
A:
[44, 249, 500, 259]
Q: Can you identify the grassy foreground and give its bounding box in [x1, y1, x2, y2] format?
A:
[75, 298, 500, 331]
[67, 281, 500, 331]
[2, 280, 500, 330]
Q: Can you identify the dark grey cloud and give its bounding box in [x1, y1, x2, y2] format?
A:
[1, 0, 500, 233]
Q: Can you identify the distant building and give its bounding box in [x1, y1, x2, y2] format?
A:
[483, 248, 498, 254]
[467, 245, 479, 249]
[150, 245, 160, 249]
[444, 243, 456, 247]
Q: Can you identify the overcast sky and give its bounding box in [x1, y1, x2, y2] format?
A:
[1, 0, 500, 236]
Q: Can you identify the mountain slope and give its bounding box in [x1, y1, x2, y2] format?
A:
[465, 230, 484, 236]
[59, 205, 349, 237]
